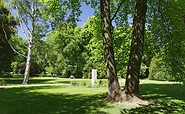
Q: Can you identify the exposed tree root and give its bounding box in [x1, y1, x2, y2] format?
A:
[104, 89, 149, 107]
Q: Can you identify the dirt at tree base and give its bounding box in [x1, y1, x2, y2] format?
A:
[116, 96, 149, 107]
[104, 90, 149, 107]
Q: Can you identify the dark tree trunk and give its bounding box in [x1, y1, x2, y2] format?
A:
[124, 0, 147, 96]
[100, 0, 120, 99]
[100, 0, 148, 105]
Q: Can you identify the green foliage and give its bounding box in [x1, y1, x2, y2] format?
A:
[147, 0, 185, 82]
[35, 15, 158, 80]
[149, 55, 174, 81]
[0, 4, 17, 73]
[81, 16, 106, 79]
[15, 61, 43, 76]
[140, 63, 149, 79]
[41, 0, 82, 29]
[44, 23, 85, 78]
[2, 0, 183, 84]
[70, 79, 107, 87]
[0, 79, 7, 86]
[113, 25, 132, 78]
[10, 34, 27, 72]
[0, 73, 13, 78]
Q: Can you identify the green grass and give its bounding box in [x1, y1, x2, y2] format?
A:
[0, 77, 185, 114]
[0, 77, 108, 86]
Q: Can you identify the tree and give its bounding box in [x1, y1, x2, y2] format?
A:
[124, 0, 147, 96]
[10, 34, 27, 73]
[147, 0, 185, 82]
[100, 0, 120, 100]
[113, 25, 132, 78]
[6, 0, 44, 84]
[100, 0, 149, 105]
[0, 3, 17, 73]
[41, 0, 82, 30]
[44, 23, 85, 78]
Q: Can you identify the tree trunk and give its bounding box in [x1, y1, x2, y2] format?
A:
[100, 0, 148, 106]
[100, 0, 120, 99]
[124, 0, 147, 96]
[22, 40, 32, 85]
[22, 2, 36, 85]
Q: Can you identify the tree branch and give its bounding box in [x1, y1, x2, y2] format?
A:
[111, 0, 126, 22]
[15, 5, 30, 41]
[2, 24, 27, 58]
[20, 15, 32, 36]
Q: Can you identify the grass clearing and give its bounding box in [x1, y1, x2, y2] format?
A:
[0, 77, 185, 113]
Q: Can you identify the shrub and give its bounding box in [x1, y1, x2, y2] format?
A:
[15, 61, 43, 76]
[0, 73, 13, 78]
[140, 63, 149, 79]
[70, 79, 107, 87]
[0, 79, 7, 86]
[149, 56, 174, 81]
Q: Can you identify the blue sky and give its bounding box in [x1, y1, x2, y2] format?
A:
[77, 2, 94, 27]
[18, 2, 94, 38]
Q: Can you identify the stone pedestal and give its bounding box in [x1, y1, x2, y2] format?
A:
[91, 69, 97, 87]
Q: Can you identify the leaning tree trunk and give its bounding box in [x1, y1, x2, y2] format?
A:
[23, 21, 34, 85]
[22, 39, 33, 85]
[124, 0, 147, 97]
[100, 0, 120, 100]
[22, 2, 36, 85]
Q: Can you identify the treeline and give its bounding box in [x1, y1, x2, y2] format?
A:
[8, 15, 184, 81]
[0, 1, 185, 83]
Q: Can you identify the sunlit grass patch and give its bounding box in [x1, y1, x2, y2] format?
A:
[0, 78, 185, 113]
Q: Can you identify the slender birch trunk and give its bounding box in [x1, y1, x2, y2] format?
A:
[23, 39, 32, 84]
[21, 1, 36, 85]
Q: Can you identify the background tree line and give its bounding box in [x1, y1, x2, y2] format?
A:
[0, 0, 184, 81]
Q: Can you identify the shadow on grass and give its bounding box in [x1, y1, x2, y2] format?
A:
[0, 86, 109, 114]
[121, 83, 185, 114]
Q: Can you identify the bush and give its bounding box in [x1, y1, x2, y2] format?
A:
[95, 79, 107, 87]
[0, 73, 13, 78]
[149, 56, 174, 81]
[140, 63, 149, 79]
[0, 79, 7, 86]
[15, 61, 43, 76]
[70, 79, 107, 87]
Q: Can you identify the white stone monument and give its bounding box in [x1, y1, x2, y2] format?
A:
[91, 69, 97, 87]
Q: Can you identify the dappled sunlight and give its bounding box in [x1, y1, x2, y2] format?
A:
[0, 86, 110, 114]
[1, 79, 185, 113]
[126, 83, 185, 113]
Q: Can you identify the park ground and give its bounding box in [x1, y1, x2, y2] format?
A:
[0, 77, 185, 114]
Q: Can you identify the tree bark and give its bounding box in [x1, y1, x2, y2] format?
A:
[23, 40, 32, 85]
[124, 0, 147, 96]
[22, 2, 36, 85]
[100, 0, 120, 99]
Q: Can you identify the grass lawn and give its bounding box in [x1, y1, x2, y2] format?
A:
[0, 77, 185, 114]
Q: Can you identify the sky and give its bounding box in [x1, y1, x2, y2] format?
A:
[18, 2, 94, 38]
[77, 2, 94, 27]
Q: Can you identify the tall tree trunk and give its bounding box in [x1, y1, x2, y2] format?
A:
[124, 0, 147, 96]
[100, 0, 120, 99]
[22, 40, 32, 85]
[22, 2, 36, 85]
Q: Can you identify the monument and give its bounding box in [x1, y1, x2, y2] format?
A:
[91, 69, 97, 87]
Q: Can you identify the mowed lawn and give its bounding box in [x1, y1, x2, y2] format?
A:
[0, 77, 185, 114]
